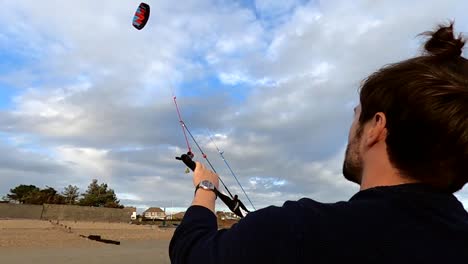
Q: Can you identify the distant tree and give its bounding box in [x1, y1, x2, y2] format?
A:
[22, 188, 41, 204]
[62, 185, 80, 205]
[23, 186, 65, 205]
[79, 179, 123, 208]
[6, 185, 40, 204]
[6, 185, 65, 205]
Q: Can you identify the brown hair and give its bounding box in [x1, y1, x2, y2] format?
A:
[359, 22, 468, 193]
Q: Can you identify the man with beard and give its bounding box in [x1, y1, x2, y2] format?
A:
[169, 23, 468, 264]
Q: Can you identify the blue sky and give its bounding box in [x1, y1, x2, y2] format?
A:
[0, 0, 467, 212]
[0, 48, 24, 108]
[0, 87, 15, 109]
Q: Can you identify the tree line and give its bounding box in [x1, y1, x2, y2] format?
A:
[2, 179, 124, 208]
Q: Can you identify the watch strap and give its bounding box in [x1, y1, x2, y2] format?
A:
[195, 182, 218, 199]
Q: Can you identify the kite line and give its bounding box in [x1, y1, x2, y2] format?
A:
[132, 2, 254, 217]
[208, 132, 256, 211]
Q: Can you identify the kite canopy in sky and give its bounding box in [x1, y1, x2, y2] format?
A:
[132, 2, 150, 30]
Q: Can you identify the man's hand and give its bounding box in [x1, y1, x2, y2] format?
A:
[192, 162, 219, 214]
[193, 162, 220, 189]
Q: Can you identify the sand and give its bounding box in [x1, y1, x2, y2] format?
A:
[0, 219, 175, 263]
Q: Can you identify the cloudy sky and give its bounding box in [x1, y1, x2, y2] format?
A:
[0, 0, 467, 213]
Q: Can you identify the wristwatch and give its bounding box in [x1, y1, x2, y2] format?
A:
[195, 180, 218, 199]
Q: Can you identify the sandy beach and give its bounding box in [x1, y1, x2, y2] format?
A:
[0, 219, 175, 263]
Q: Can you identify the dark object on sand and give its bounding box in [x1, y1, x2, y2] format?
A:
[80, 234, 121, 245]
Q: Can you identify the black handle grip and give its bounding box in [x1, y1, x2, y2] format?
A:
[176, 152, 196, 171]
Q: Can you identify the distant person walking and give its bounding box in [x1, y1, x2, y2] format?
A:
[169, 23, 468, 264]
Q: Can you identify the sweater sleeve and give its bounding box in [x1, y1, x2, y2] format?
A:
[169, 205, 218, 263]
[169, 201, 312, 264]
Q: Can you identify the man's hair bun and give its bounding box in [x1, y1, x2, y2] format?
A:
[422, 22, 465, 59]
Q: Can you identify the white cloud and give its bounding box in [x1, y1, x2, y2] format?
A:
[54, 146, 110, 177]
[455, 191, 468, 210]
[118, 193, 143, 202]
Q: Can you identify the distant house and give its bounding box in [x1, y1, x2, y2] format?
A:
[225, 212, 240, 220]
[171, 212, 185, 220]
[143, 207, 166, 220]
[216, 211, 240, 220]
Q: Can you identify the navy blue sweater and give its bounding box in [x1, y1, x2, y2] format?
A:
[169, 184, 468, 263]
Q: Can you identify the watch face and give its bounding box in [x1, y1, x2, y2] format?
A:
[200, 180, 214, 190]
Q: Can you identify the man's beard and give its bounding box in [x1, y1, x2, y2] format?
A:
[342, 133, 363, 185]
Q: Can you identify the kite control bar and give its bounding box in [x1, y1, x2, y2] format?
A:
[176, 152, 196, 171]
[176, 152, 250, 218]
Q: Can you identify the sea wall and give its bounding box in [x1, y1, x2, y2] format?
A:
[0, 203, 133, 222]
[0, 203, 43, 219]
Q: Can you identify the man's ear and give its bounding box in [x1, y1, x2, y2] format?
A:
[364, 112, 387, 147]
